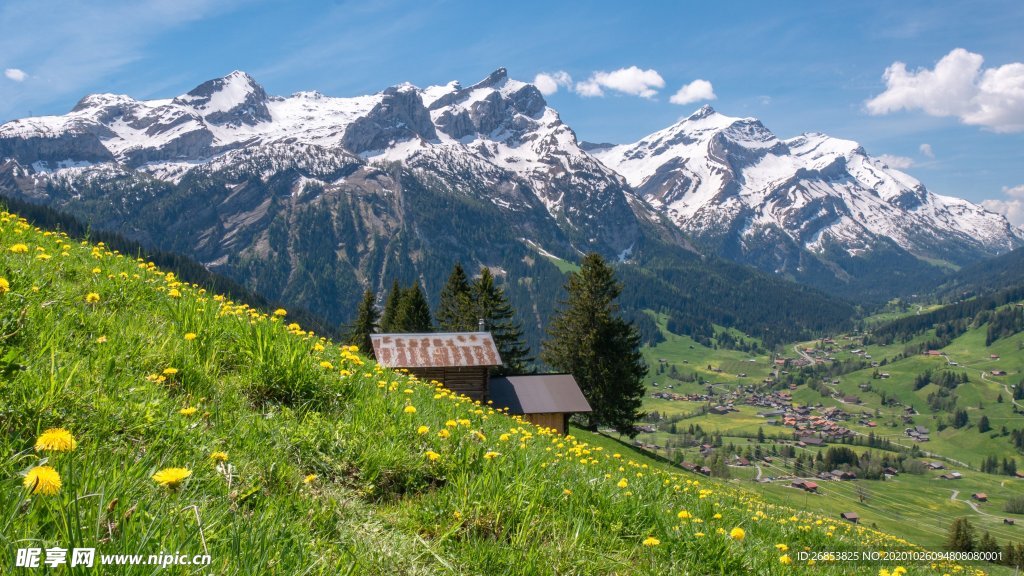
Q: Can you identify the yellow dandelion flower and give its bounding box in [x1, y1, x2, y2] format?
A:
[678, 510, 692, 519]
[184, 333, 197, 341]
[617, 478, 629, 489]
[35, 428, 78, 453]
[96, 335, 108, 343]
[9, 244, 29, 253]
[438, 429, 451, 439]
[152, 467, 192, 489]
[445, 420, 457, 428]
[179, 407, 198, 416]
[642, 536, 660, 547]
[163, 367, 178, 375]
[403, 405, 416, 414]
[729, 527, 745, 541]
[23, 465, 62, 495]
[85, 292, 100, 303]
[779, 554, 792, 565]
[713, 513, 722, 519]
[209, 451, 229, 462]
[92, 267, 101, 274]
[775, 543, 789, 552]
[483, 451, 500, 460]
[273, 308, 287, 317]
[892, 568, 907, 576]
[303, 474, 317, 484]
[0, 277, 9, 294]
[319, 361, 334, 369]
[417, 425, 430, 435]
[425, 450, 441, 462]
[563, 489, 572, 495]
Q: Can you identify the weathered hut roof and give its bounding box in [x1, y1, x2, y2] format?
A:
[371, 333, 502, 368]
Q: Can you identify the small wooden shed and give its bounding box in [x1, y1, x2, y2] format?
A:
[371, 332, 501, 401]
[840, 512, 860, 524]
[488, 374, 593, 435]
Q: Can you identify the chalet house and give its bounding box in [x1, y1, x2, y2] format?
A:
[1015, 471, 1024, 479]
[972, 493, 988, 502]
[991, 370, 1007, 376]
[734, 457, 751, 467]
[883, 467, 899, 476]
[372, 332, 591, 435]
[926, 461, 945, 470]
[798, 436, 825, 447]
[792, 480, 819, 492]
[488, 374, 592, 435]
[709, 405, 732, 415]
[939, 472, 963, 480]
[840, 512, 859, 523]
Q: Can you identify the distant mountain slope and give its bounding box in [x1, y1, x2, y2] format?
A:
[935, 246, 1024, 301]
[592, 106, 1023, 301]
[0, 70, 852, 352]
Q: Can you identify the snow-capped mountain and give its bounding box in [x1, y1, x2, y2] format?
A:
[0, 70, 1019, 309]
[591, 105, 1023, 289]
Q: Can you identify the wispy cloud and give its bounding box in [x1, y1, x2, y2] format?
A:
[866, 48, 1024, 133]
[919, 143, 934, 159]
[4, 68, 27, 82]
[0, 0, 247, 120]
[981, 185, 1024, 227]
[877, 154, 915, 169]
[533, 71, 572, 96]
[669, 79, 716, 105]
[575, 66, 664, 98]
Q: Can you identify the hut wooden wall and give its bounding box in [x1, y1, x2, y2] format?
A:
[525, 413, 569, 435]
[408, 366, 488, 401]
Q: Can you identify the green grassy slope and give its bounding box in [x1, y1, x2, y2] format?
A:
[0, 210, 980, 575]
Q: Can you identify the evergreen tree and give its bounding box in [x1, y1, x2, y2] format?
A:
[541, 253, 647, 435]
[394, 283, 434, 332]
[436, 263, 475, 331]
[946, 517, 976, 552]
[380, 279, 402, 332]
[978, 415, 991, 433]
[346, 289, 379, 357]
[474, 267, 531, 375]
[978, 531, 1000, 554]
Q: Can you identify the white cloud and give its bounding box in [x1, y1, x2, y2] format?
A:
[575, 66, 664, 99]
[533, 71, 572, 96]
[877, 154, 915, 169]
[669, 79, 716, 105]
[4, 68, 26, 82]
[981, 185, 1024, 227]
[919, 143, 934, 158]
[866, 48, 1024, 133]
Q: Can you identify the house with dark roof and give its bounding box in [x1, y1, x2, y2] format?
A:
[488, 374, 592, 435]
[840, 512, 859, 523]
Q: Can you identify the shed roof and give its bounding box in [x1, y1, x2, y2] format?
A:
[371, 332, 502, 368]
[489, 374, 592, 415]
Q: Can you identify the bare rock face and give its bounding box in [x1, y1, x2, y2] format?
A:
[341, 87, 437, 154]
[0, 128, 115, 166]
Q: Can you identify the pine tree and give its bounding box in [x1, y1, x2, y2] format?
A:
[946, 517, 976, 552]
[978, 531, 1000, 554]
[346, 289, 379, 357]
[978, 415, 991, 433]
[473, 267, 531, 375]
[541, 253, 647, 435]
[436, 263, 475, 331]
[394, 283, 433, 332]
[380, 280, 402, 333]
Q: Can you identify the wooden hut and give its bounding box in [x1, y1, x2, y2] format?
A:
[840, 512, 859, 524]
[371, 332, 501, 401]
[488, 374, 592, 435]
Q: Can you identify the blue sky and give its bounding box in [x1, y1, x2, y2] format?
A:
[2, 0, 1022, 222]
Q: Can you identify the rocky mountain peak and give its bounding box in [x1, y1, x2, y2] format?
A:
[172, 70, 271, 126]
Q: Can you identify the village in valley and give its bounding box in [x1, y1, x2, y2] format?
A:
[609, 311, 1024, 547]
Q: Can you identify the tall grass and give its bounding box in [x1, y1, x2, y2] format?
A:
[0, 211, 984, 575]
